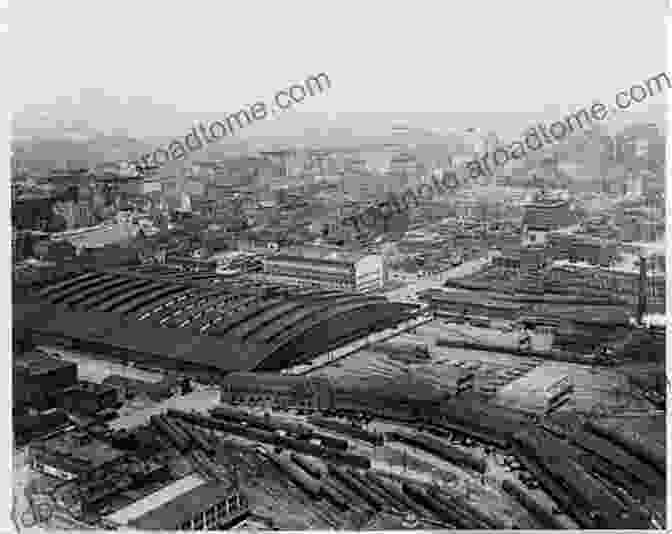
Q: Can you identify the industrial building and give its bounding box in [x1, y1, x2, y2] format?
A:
[15, 265, 416, 373]
[262, 251, 386, 292]
[419, 290, 526, 321]
[548, 253, 665, 313]
[220, 372, 333, 410]
[520, 195, 577, 247]
[496, 366, 574, 414]
[105, 473, 248, 531]
[13, 351, 78, 411]
[30, 431, 128, 481]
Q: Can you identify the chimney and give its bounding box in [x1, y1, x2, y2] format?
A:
[637, 255, 647, 323]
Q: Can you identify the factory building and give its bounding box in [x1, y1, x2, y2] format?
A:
[262, 252, 385, 292]
[548, 253, 665, 313]
[220, 372, 333, 410]
[13, 351, 78, 411]
[106, 473, 248, 531]
[521, 196, 576, 247]
[496, 367, 573, 414]
[419, 290, 525, 321]
[30, 431, 128, 481]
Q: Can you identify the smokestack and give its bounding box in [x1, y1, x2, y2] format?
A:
[637, 255, 647, 323]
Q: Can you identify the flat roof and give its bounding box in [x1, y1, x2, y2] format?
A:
[265, 254, 357, 268]
[129, 479, 236, 530]
[106, 473, 205, 525]
[38, 434, 126, 470]
[14, 351, 75, 375]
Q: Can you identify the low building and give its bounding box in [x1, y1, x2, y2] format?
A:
[55, 381, 120, 416]
[419, 289, 525, 320]
[30, 431, 128, 481]
[521, 196, 576, 247]
[13, 351, 78, 411]
[102, 375, 179, 402]
[106, 473, 248, 531]
[220, 372, 332, 411]
[548, 253, 665, 313]
[262, 251, 385, 292]
[496, 367, 573, 414]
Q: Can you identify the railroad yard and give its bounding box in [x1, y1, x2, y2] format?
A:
[13, 335, 666, 530]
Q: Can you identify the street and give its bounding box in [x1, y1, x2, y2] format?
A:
[385, 255, 492, 303]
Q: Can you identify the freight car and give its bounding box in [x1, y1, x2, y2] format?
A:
[569, 428, 663, 492]
[365, 473, 428, 518]
[168, 409, 369, 469]
[307, 415, 384, 446]
[291, 453, 326, 479]
[268, 452, 322, 498]
[211, 405, 312, 437]
[321, 448, 371, 470]
[390, 430, 486, 473]
[427, 486, 500, 529]
[502, 478, 579, 530]
[327, 465, 385, 510]
[149, 415, 191, 452]
[211, 405, 347, 449]
[510, 442, 597, 529]
[401, 483, 465, 528]
[583, 419, 666, 475]
[348, 469, 398, 508]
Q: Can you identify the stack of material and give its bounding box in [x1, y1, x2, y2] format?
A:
[495, 366, 572, 414]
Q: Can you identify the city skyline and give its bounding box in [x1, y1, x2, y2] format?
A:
[12, 1, 667, 142]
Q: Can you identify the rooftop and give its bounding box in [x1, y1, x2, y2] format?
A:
[106, 473, 206, 525]
[129, 479, 236, 530]
[36, 432, 126, 470]
[14, 351, 75, 375]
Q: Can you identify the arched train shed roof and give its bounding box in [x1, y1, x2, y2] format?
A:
[20, 266, 419, 372]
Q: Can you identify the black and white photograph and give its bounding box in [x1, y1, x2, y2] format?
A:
[9, 0, 669, 530]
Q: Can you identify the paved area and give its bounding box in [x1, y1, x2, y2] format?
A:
[110, 388, 221, 431]
[38, 346, 165, 384]
[385, 256, 492, 303]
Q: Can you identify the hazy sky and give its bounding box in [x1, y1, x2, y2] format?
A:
[11, 0, 668, 138]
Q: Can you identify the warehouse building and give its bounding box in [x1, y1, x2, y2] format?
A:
[220, 372, 333, 410]
[13, 351, 78, 411]
[495, 366, 574, 414]
[262, 252, 385, 292]
[105, 473, 248, 531]
[30, 431, 128, 481]
[418, 289, 525, 321]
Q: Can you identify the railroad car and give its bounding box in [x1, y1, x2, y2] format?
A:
[268, 452, 322, 498]
[584, 419, 666, 475]
[327, 465, 385, 510]
[291, 453, 326, 479]
[502, 478, 578, 529]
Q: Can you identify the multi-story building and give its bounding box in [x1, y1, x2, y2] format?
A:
[548, 252, 665, 313]
[521, 195, 576, 247]
[262, 251, 385, 292]
[547, 232, 620, 266]
[13, 351, 78, 412]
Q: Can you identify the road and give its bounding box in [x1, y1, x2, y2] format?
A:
[385, 255, 492, 303]
[110, 388, 221, 431]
